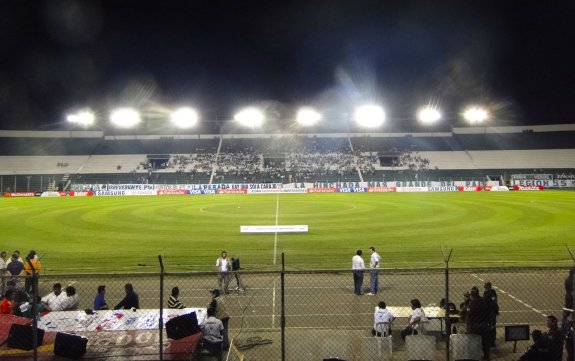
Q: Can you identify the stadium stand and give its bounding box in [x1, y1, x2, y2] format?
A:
[1, 124, 574, 191]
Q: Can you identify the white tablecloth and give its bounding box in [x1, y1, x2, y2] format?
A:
[37, 308, 206, 332]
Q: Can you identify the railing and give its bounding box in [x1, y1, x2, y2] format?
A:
[1, 262, 574, 360]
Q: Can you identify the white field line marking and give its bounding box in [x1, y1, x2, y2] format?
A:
[472, 274, 546, 317]
[273, 194, 279, 266]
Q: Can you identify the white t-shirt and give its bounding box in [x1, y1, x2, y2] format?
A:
[0, 257, 6, 271]
[216, 257, 230, 272]
[373, 308, 395, 330]
[411, 308, 428, 330]
[370, 252, 381, 269]
[41, 291, 67, 311]
[352, 255, 365, 270]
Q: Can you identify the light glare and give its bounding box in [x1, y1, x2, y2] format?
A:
[170, 107, 198, 129]
[234, 107, 264, 127]
[417, 107, 441, 124]
[66, 110, 95, 127]
[110, 108, 141, 128]
[296, 107, 322, 126]
[463, 106, 488, 123]
[354, 105, 385, 127]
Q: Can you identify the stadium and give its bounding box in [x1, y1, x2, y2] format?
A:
[1, 1, 575, 360]
[1, 115, 575, 360]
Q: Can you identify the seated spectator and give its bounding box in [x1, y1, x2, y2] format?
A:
[168, 287, 185, 309]
[55, 286, 79, 311]
[1, 289, 14, 314]
[114, 283, 140, 310]
[519, 329, 549, 361]
[372, 301, 395, 337]
[201, 307, 224, 354]
[94, 285, 108, 310]
[401, 299, 428, 341]
[5, 253, 25, 287]
[41, 283, 67, 311]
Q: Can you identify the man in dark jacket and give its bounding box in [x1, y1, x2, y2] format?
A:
[114, 283, 140, 310]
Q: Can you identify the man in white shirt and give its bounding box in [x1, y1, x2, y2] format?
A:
[54, 286, 79, 311]
[0, 251, 6, 295]
[216, 250, 231, 294]
[367, 247, 382, 296]
[40, 283, 67, 311]
[352, 250, 365, 295]
[373, 301, 395, 336]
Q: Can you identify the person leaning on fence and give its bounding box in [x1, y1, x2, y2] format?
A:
[372, 301, 395, 337]
[168, 286, 185, 309]
[94, 285, 109, 310]
[216, 250, 231, 294]
[519, 329, 549, 361]
[209, 289, 230, 351]
[114, 283, 140, 310]
[352, 250, 365, 295]
[201, 306, 224, 355]
[400, 299, 428, 341]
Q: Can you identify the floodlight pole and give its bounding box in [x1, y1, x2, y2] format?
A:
[441, 246, 453, 361]
[158, 255, 164, 361]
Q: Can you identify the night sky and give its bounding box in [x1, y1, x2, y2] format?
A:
[0, 0, 574, 131]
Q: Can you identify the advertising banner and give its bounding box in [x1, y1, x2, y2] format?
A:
[157, 189, 188, 195]
[307, 188, 337, 193]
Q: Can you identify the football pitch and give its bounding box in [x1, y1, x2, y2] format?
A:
[1, 191, 574, 274]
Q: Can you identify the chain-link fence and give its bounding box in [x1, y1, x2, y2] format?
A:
[1, 264, 574, 360]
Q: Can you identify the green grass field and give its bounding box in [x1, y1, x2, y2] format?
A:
[1, 191, 574, 273]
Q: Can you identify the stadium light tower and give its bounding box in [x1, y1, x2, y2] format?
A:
[296, 107, 322, 126]
[110, 108, 141, 128]
[354, 105, 385, 127]
[463, 106, 488, 124]
[66, 110, 95, 127]
[170, 107, 199, 129]
[417, 106, 441, 125]
[234, 107, 264, 128]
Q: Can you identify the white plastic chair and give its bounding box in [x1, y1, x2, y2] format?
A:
[374, 321, 391, 337]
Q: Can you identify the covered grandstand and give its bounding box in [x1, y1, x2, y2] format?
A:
[1, 124, 574, 193]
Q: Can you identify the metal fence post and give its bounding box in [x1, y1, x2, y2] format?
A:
[281, 252, 285, 361]
[158, 255, 164, 361]
[442, 247, 453, 361]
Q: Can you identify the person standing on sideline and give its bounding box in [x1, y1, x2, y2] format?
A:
[367, 247, 381, 296]
[216, 251, 231, 294]
[352, 250, 365, 295]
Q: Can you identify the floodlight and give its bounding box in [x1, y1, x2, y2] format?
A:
[66, 110, 95, 127]
[417, 107, 441, 124]
[234, 107, 264, 127]
[354, 105, 385, 127]
[110, 108, 141, 128]
[170, 107, 199, 129]
[296, 107, 322, 126]
[463, 106, 488, 123]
